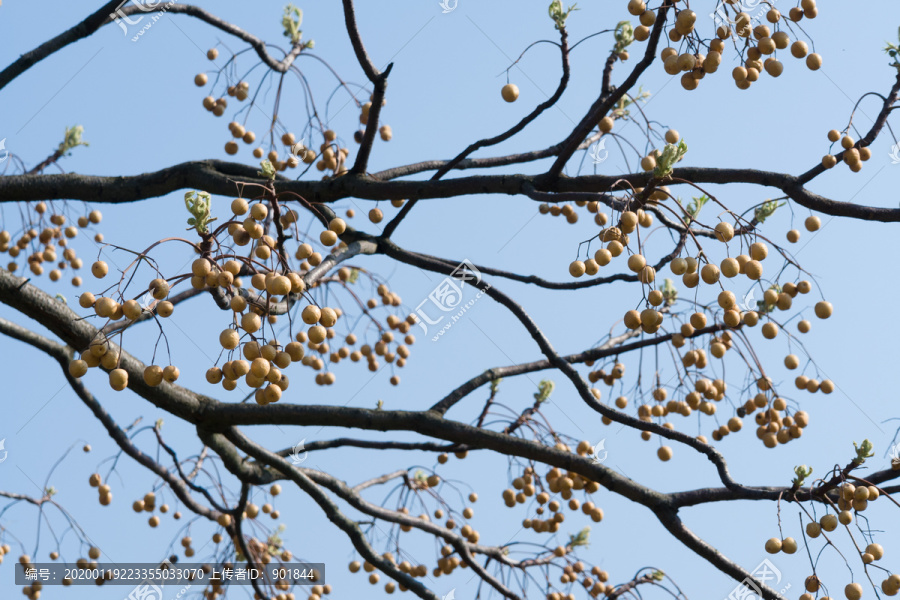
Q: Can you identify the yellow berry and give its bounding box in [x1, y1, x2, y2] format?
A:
[501, 83, 520, 102]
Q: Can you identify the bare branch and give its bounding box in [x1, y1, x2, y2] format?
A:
[0, 0, 124, 91]
[117, 4, 306, 72]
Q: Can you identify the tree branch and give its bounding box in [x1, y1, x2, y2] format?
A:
[8, 161, 900, 223]
[0, 0, 124, 91]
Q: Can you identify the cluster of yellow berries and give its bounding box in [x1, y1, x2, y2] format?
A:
[17, 554, 46, 598]
[87, 471, 115, 507]
[764, 481, 900, 598]
[66, 195, 414, 394]
[128, 490, 181, 529]
[349, 523, 480, 585]
[625, 0, 822, 91]
[69, 275, 178, 392]
[0, 543, 12, 566]
[821, 129, 873, 173]
[550, 563, 612, 599]
[196, 48, 392, 177]
[560, 187, 835, 451]
[1, 203, 103, 282]
[349, 555, 429, 592]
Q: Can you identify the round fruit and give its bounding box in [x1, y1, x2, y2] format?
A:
[320, 230, 338, 246]
[569, 260, 586, 278]
[749, 242, 768, 261]
[501, 83, 520, 103]
[91, 261, 108, 279]
[156, 301, 173, 318]
[329, 218, 347, 234]
[714, 222, 734, 242]
[866, 543, 884, 560]
[744, 260, 763, 280]
[220, 329, 240, 350]
[627, 254, 646, 273]
[109, 369, 128, 391]
[845, 583, 862, 600]
[700, 264, 720, 284]
[814, 301, 833, 319]
[302, 305, 321, 324]
[69, 359, 89, 378]
[820, 513, 838, 531]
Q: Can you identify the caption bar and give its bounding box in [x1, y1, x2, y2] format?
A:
[15, 562, 325, 586]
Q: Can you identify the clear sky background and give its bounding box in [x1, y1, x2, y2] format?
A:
[2, 2, 900, 600]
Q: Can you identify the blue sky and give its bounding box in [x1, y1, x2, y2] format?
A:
[2, 1, 900, 599]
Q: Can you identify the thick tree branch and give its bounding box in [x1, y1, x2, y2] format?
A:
[655, 507, 782, 600]
[7, 162, 900, 223]
[0, 0, 123, 91]
[340, 0, 380, 83]
[352, 63, 393, 175]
